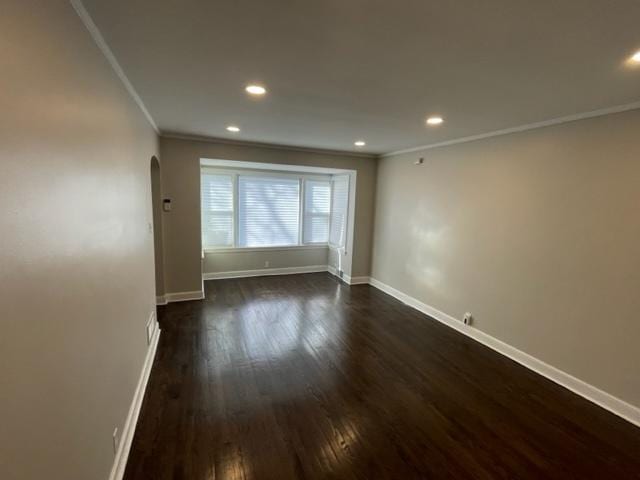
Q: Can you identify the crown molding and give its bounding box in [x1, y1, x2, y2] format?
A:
[160, 132, 378, 159]
[382, 100, 640, 158]
[70, 0, 159, 134]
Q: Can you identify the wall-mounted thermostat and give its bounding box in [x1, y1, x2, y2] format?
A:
[162, 199, 171, 212]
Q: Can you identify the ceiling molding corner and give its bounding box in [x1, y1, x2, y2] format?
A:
[382, 100, 640, 158]
[160, 132, 378, 159]
[70, 0, 159, 134]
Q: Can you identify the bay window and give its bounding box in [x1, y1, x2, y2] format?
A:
[201, 168, 347, 250]
[201, 173, 234, 248]
[329, 175, 349, 248]
[302, 179, 331, 244]
[238, 175, 300, 247]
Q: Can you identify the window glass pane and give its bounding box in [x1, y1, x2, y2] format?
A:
[303, 180, 330, 243]
[238, 176, 300, 247]
[329, 176, 349, 247]
[201, 173, 234, 247]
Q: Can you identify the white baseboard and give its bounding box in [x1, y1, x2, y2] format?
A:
[326, 265, 369, 285]
[108, 322, 161, 480]
[347, 275, 370, 285]
[203, 265, 328, 280]
[368, 277, 640, 428]
[163, 290, 204, 303]
[155, 295, 167, 305]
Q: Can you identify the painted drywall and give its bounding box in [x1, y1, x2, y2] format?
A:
[204, 247, 328, 275]
[82, 0, 640, 154]
[0, 2, 159, 479]
[371, 108, 640, 409]
[159, 136, 377, 294]
[151, 156, 165, 297]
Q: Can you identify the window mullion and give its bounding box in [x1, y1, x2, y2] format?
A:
[299, 176, 304, 246]
[233, 173, 239, 248]
[328, 177, 335, 246]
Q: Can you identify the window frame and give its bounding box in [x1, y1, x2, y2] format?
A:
[328, 175, 350, 249]
[201, 167, 333, 252]
[200, 171, 235, 248]
[302, 178, 332, 245]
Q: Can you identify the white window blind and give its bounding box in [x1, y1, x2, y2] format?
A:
[201, 173, 234, 248]
[303, 179, 331, 244]
[329, 176, 349, 248]
[238, 176, 300, 247]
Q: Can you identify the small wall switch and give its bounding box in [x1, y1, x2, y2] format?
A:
[162, 199, 172, 212]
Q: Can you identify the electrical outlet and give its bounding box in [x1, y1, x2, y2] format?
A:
[112, 428, 119, 454]
[463, 312, 473, 326]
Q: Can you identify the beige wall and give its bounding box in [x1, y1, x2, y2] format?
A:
[371, 108, 640, 408]
[160, 136, 377, 294]
[0, 2, 159, 479]
[204, 247, 328, 275]
[151, 157, 165, 296]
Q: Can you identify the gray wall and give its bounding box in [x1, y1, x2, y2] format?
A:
[160, 136, 377, 294]
[0, 2, 159, 479]
[151, 157, 165, 296]
[371, 108, 640, 409]
[204, 247, 328, 275]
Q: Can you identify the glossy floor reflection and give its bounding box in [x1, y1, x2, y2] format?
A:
[125, 273, 640, 480]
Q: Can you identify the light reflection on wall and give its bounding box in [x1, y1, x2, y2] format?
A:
[406, 202, 452, 299]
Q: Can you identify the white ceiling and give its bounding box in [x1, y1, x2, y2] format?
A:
[81, 0, 640, 155]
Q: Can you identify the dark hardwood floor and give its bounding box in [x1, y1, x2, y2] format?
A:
[124, 273, 640, 480]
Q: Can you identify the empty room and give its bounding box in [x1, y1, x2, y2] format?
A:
[2, 1, 640, 479]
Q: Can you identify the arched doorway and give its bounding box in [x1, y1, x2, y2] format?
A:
[150, 156, 165, 301]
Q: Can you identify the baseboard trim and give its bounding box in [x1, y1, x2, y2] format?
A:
[368, 277, 640, 428]
[203, 265, 328, 280]
[155, 295, 167, 306]
[108, 323, 161, 480]
[326, 266, 369, 285]
[163, 290, 204, 303]
[348, 275, 370, 285]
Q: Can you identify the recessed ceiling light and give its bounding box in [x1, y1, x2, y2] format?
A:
[245, 84, 266, 95]
[226, 125, 240, 132]
[426, 116, 444, 126]
[631, 51, 640, 63]
[354, 140, 366, 147]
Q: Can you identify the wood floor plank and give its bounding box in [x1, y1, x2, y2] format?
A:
[124, 273, 640, 480]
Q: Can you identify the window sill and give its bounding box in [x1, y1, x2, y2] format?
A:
[203, 244, 329, 254]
